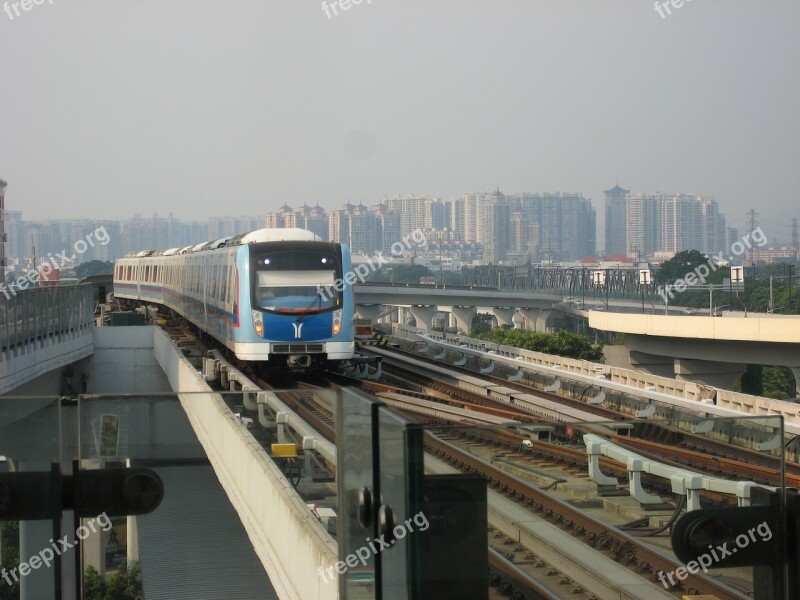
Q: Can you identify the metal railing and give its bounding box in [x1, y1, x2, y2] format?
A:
[0, 284, 95, 351]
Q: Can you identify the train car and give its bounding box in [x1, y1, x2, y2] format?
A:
[113, 228, 355, 372]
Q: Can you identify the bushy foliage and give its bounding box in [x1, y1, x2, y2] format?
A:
[734, 365, 797, 400]
[74, 260, 114, 279]
[0, 522, 20, 600]
[367, 264, 433, 284]
[84, 563, 142, 600]
[473, 328, 604, 362]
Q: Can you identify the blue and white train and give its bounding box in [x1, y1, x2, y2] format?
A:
[113, 228, 355, 371]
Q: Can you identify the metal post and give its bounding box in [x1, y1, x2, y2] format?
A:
[769, 276, 774, 313]
[729, 273, 733, 308]
[581, 267, 585, 307]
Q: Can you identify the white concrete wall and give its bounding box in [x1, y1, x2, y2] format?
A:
[152, 328, 338, 600]
[89, 326, 171, 393]
[0, 328, 93, 394]
[396, 324, 800, 428]
[589, 311, 800, 344]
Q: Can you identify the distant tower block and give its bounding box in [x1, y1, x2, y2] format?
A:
[0, 179, 6, 284]
[745, 208, 759, 266]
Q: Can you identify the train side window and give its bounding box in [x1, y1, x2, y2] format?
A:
[222, 266, 228, 304]
[232, 268, 238, 316]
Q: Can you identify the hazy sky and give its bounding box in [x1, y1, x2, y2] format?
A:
[2, 1, 798, 242]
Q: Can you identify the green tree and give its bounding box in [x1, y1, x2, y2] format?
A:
[735, 366, 797, 400]
[474, 328, 604, 362]
[367, 264, 433, 284]
[83, 562, 142, 600]
[470, 314, 494, 335]
[0, 521, 20, 600]
[655, 250, 711, 285]
[738, 364, 764, 396]
[74, 260, 114, 279]
[83, 565, 107, 600]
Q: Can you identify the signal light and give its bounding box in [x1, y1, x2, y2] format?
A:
[252, 310, 264, 337]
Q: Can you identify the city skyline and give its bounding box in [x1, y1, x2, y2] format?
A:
[4, 186, 796, 272]
[1, 2, 798, 240]
[4, 183, 796, 257]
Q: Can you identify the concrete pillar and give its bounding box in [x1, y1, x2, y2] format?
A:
[409, 305, 437, 331]
[792, 368, 800, 399]
[16, 460, 57, 600]
[511, 310, 525, 329]
[451, 306, 477, 333]
[519, 309, 539, 331]
[674, 359, 747, 390]
[19, 520, 56, 600]
[491, 307, 516, 328]
[355, 304, 383, 322]
[80, 516, 107, 577]
[628, 351, 676, 379]
[127, 515, 139, 565]
[535, 310, 552, 333]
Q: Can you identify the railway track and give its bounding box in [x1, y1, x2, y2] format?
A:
[367, 344, 795, 490]
[157, 318, 770, 598]
[426, 433, 747, 600]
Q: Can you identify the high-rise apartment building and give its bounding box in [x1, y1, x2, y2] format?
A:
[480, 190, 509, 264]
[604, 185, 629, 257]
[267, 205, 328, 241]
[208, 215, 262, 240]
[327, 203, 380, 254]
[605, 185, 725, 259]
[383, 195, 449, 234]
[508, 192, 595, 261]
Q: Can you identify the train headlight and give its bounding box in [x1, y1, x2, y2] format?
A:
[332, 309, 342, 336]
[252, 310, 264, 337]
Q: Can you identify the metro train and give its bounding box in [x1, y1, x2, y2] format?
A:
[113, 228, 355, 372]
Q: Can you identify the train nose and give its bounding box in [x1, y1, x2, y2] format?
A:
[287, 355, 312, 369]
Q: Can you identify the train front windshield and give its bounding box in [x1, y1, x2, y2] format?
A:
[252, 250, 342, 313]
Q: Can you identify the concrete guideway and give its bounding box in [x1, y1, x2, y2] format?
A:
[354, 283, 561, 332]
[386, 325, 800, 437]
[153, 328, 337, 600]
[588, 311, 800, 394]
[583, 433, 769, 511]
[0, 285, 96, 394]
